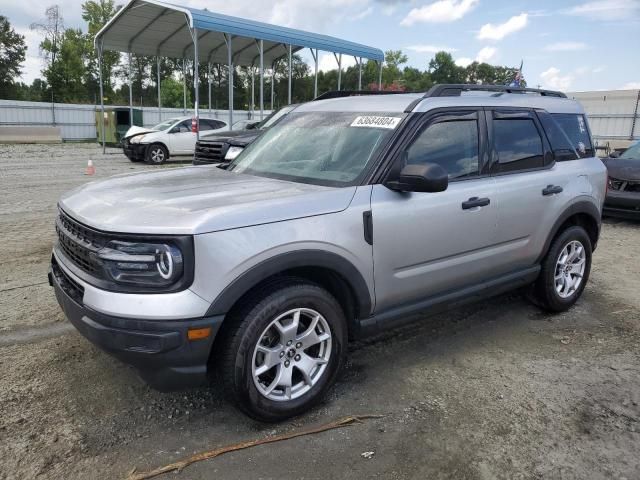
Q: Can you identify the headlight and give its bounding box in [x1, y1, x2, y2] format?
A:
[225, 146, 244, 161]
[129, 135, 146, 144]
[97, 240, 184, 288]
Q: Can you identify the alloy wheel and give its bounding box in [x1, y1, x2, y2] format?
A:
[251, 308, 332, 402]
[554, 240, 586, 299]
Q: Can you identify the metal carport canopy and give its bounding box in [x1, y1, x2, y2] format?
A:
[97, 0, 384, 65]
[94, 0, 385, 153]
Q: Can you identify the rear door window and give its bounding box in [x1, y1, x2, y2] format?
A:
[493, 117, 544, 173]
[551, 114, 593, 158]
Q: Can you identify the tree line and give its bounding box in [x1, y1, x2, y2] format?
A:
[0, 2, 525, 111]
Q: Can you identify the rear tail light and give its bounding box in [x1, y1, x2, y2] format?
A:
[191, 117, 198, 133]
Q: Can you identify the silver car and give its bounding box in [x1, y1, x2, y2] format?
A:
[50, 85, 606, 421]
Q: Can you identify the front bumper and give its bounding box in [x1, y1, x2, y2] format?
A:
[122, 142, 147, 161]
[49, 255, 223, 391]
[604, 190, 640, 219]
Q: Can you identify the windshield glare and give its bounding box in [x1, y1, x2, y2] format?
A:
[258, 106, 293, 130]
[153, 119, 180, 130]
[620, 142, 640, 159]
[229, 112, 402, 186]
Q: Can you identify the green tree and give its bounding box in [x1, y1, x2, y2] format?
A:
[0, 16, 27, 98]
[160, 77, 190, 108]
[42, 28, 90, 103]
[82, 0, 121, 98]
[30, 5, 65, 105]
[428, 51, 466, 84]
[382, 49, 408, 86]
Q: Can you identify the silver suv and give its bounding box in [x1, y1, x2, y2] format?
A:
[50, 85, 606, 421]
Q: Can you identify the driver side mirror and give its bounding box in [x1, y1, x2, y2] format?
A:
[385, 163, 448, 193]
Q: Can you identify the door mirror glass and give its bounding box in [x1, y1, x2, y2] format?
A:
[386, 163, 448, 193]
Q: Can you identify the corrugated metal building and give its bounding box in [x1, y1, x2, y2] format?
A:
[0, 99, 257, 142]
[568, 89, 640, 153]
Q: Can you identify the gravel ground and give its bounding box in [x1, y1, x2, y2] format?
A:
[1, 144, 639, 480]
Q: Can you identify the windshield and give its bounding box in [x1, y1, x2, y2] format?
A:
[620, 141, 640, 159]
[153, 118, 181, 130]
[228, 112, 403, 186]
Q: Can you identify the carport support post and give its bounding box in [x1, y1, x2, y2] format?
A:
[259, 40, 264, 120]
[128, 52, 133, 126]
[310, 48, 318, 98]
[250, 66, 255, 118]
[287, 44, 292, 105]
[157, 56, 161, 123]
[357, 57, 362, 90]
[336, 53, 342, 91]
[378, 60, 383, 91]
[270, 62, 275, 111]
[192, 27, 200, 141]
[226, 34, 233, 130]
[97, 40, 105, 154]
[208, 62, 212, 116]
[182, 59, 187, 115]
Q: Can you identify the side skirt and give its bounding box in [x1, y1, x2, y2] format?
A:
[355, 266, 541, 338]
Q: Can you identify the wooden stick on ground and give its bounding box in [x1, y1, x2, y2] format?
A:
[126, 414, 384, 480]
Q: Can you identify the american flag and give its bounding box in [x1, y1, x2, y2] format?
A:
[509, 60, 523, 87]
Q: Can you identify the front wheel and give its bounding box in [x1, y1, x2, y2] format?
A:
[219, 280, 347, 422]
[145, 143, 168, 164]
[532, 226, 592, 312]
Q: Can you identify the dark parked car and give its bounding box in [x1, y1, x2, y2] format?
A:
[193, 105, 297, 165]
[602, 140, 640, 219]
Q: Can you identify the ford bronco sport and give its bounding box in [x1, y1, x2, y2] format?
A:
[50, 85, 606, 421]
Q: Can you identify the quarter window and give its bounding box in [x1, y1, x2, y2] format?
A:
[406, 120, 480, 180]
[494, 119, 544, 172]
[551, 114, 593, 158]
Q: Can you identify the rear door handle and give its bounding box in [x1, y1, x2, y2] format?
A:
[462, 197, 490, 210]
[542, 185, 563, 196]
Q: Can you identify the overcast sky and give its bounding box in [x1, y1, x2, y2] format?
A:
[3, 0, 640, 92]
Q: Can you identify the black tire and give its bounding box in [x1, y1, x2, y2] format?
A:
[532, 226, 592, 312]
[145, 143, 169, 164]
[218, 279, 347, 422]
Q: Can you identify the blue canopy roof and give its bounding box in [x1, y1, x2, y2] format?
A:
[96, 0, 384, 66]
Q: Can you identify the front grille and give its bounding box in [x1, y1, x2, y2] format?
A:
[56, 211, 107, 278]
[194, 141, 227, 163]
[52, 256, 84, 303]
[609, 178, 640, 192]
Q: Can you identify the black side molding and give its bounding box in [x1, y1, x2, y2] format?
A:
[355, 266, 540, 338]
[363, 210, 373, 245]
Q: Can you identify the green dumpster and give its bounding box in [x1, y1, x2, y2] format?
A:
[96, 107, 143, 146]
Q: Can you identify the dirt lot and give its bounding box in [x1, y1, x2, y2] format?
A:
[1, 144, 639, 480]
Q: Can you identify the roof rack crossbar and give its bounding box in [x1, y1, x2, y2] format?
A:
[424, 84, 567, 99]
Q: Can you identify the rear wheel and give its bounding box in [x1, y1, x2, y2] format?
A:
[219, 280, 347, 422]
[532, 226, 592, 312]
[145, 143, 168, 164]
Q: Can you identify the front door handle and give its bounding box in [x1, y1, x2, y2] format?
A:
[542, 185, 563, 196]
[462, 197, 490, 210]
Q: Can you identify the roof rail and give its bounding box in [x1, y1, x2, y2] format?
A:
[424, 84, 567, 99]
[314, 90, 415, 101]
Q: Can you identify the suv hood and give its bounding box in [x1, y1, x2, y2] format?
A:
[602, 157, 640, 182]
[123, 125, 158, 139]
[59, 167, 356, 235]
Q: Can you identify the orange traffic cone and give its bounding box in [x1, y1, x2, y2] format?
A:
[85, 159, 96, 176]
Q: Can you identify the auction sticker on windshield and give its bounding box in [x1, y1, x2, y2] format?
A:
[351, 116, 402, 129]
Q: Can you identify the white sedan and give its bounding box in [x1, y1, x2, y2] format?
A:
[122, 116, 228, 164]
